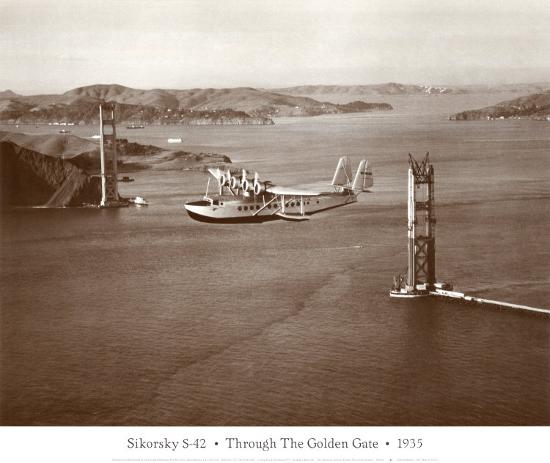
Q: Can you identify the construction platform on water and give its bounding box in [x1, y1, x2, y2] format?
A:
[390, 153, 549, 316]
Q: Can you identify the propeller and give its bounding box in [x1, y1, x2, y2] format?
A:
[230, 174, 240, 189]
[241, 169, 251, 192]
[253, 172, 265, 195]
[219, 172, 228, 187]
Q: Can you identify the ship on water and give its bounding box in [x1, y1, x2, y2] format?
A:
[184, 157, 373, 223]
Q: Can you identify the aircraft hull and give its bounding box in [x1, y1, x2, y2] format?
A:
[184, 192, 357, 223]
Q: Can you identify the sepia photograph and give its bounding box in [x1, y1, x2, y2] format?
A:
[1, 0, 549, 436]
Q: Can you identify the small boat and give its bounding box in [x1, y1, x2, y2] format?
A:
[59, 129, 70, 134]
[167, 137, 183, 144]
[130, 196, 148, 206]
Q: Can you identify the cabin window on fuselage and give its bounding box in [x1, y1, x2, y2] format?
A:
[267, 204, 271, 209]
[244, 206, 248, 211]
[290, 202, 295, 207]
[238, 206, 242, 211]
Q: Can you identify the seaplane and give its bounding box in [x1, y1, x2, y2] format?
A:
[184, 156, 373, 223]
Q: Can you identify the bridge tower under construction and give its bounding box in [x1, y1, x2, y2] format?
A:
[99, 103, 120, 207]
[387, 154, 549, 315]
[390, 153, 438, 297]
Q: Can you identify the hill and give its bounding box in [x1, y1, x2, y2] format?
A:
[0, 84, 393, 124]
[0, 90, 22, 100]
[451, 91, 550, 121]
[0, 131, 101, 207]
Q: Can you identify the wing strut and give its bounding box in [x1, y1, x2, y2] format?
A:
[253, 195, 279, 216]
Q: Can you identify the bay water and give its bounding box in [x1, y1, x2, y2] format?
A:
[1, 95, 549, 425]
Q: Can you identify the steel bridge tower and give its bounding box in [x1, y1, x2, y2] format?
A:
[99, 103, 119, 206]
[391, 152, 437, 297]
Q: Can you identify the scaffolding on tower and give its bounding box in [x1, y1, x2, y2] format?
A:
[390, 152, 448, 298]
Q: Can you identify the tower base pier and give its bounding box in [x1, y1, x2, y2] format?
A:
[390, 281, 452, 298]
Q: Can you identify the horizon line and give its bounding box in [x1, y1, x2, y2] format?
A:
[4, 80, 550, 96]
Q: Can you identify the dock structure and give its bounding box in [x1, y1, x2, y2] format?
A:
[98, 104, 125, 207]
[390, 153, 549, 316]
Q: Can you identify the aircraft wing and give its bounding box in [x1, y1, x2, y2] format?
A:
[266, 186, 320, 196]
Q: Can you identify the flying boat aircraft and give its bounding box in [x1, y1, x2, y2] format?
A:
[184, 156, 373, 223]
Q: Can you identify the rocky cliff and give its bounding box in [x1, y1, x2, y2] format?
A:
[0, 134, 101, 207]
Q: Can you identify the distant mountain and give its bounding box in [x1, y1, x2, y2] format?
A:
[272, 82, 550, 99]
[273, 83, 466, 97]
[451, 91, 550, 121]
[461, 83, 550, 95]
[62, 84, 181, 108]
[0, 84, 393, 124]
[0, 90, 22, 100]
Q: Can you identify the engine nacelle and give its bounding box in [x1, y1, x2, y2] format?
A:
[252, 172, 265, 195]
[230, 176, 240, 189]
[219, 173, 228, 187]
[241, 178, 250, 192]
[253, 180, 266, 195]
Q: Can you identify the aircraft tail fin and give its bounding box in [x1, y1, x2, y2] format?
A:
[351, 160, 373, 192]
[332, 157, 373, 193]
[331, 157, 353, 186]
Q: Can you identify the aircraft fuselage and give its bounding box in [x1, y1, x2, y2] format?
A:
[185, 191, 357, 223]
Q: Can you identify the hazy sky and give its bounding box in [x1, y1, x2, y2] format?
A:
[1, 0, 549, 93]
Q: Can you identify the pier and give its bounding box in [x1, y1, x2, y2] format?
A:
[430, 289, 550, 315]
[390, 153, 549, 316]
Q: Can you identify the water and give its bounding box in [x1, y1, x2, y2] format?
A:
[1, 96, 549, 425]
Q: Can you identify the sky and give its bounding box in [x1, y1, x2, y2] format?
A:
[1, 0, 549, 94]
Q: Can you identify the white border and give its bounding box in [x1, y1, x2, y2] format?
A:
[1, 426, 549, 463]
